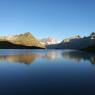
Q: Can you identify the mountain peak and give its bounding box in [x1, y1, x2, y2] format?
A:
[40, 37, 60, 45]
[90, 32, 95, 39]
[14, 32, 33, 38]
[0, 32, 45, 48]
[24, 32, 32, 36]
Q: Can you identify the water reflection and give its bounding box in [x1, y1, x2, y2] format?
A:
[0, 50, 95, 95]
[62, 50, 95, 64]
[0, 50, 95, 65]
[0, 50, 61, 64]
[0, 54, 42, 64]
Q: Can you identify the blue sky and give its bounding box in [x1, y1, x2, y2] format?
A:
[0, 0, 95, 41]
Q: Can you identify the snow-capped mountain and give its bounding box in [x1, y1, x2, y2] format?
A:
[46, 32, 95, 52]
[40, 37, 60, 45]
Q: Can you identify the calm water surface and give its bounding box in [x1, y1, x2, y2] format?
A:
[0, 49, 95, 95]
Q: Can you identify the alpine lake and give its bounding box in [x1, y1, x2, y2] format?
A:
[0, 49, 95, 95]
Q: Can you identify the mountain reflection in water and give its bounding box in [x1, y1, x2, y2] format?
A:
[0, 50, 95, 95]
[62, 50, 95, 64]
[0, 50, 61, 64]
[0, 50, 95, 65]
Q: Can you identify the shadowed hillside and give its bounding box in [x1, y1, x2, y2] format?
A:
[0, 32, 45, 49]
[81, 46, 95, 52]
[0, 41, 44, 49]
[46, 32, 95, 52]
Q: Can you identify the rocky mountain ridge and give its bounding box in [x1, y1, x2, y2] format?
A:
[47, 32, 95, 52]
[40, 37, 60, 45]
[0, 32, 45, 49]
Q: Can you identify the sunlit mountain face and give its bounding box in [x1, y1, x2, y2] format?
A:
[0, 32, 45, 49]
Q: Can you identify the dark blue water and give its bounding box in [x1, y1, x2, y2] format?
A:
[0, 49, 95, 95]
